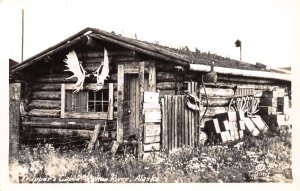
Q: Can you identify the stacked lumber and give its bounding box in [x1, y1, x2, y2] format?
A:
[258, 88, 291, 128]
[204, 111, 269, 143]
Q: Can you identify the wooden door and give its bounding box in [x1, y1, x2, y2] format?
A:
[123, 74, 140, 139]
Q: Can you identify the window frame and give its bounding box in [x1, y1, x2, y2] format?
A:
[61, 83, 114, 120]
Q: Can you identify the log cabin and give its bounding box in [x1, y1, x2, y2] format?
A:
[9, 27, 291, 153]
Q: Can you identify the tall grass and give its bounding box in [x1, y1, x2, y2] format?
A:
[12, 127, 292, 183]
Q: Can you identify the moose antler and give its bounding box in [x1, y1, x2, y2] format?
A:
[64, 50, 86, 93]
[90, 48, 110, 91]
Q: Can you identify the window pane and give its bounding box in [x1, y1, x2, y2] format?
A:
[102, 89, 109, 100]
[89, 91, 94, 100]
[96, 91, 102, 100]
[88, 102, 95, 112]
[86, 89, 109, 112]
[65, 90, 88, 112]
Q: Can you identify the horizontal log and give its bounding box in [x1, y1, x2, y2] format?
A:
[32, 91, 61, 100]
[201, 97, 230, 107]
[217, 80, 281, 90]
[83, 57, 103, 64]
[218, 75, 280, 84]
[36, 76, 76, 83]
[200, 88, 234, 97]
[29, 100, 60, 109]
[157, 72, 183, 82]
[29, 127, 115, 141]
[23, 118, 116, 130]
[157, 82, 175, 90]
[29, 116, 116, 124]
[109, 49, 136, 57]
[204, 82, 236, 89]
[77, 51, 103, 58]
[29, 109, 60, 117]
[32, 83, 61, 91]
[200, 106, 228, 117]
[31, 128, 93, 138]
[63, 112, 109, 120]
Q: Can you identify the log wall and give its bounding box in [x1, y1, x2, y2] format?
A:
[154, 60, 291, 129]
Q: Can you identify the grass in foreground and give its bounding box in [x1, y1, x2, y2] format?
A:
[11, 128, 292, 183]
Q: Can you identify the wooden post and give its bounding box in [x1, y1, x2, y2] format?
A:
[60, 84, 66, 118]
[9, 83, 21, 183]
[117, 64, 124, 142]
[138, 61, 145, 157]
[148, 62, 156, 92]
[87, 125, 101, 151]
[108, 83, 114, 120]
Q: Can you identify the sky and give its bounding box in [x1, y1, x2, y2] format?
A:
[0, 0, 299, 69]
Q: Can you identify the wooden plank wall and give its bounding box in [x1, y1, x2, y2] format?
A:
[161, 95, 199, 151]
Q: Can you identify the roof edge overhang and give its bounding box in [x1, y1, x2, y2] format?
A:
[190, 64, 291, 82]
[10, 27, 191, 73]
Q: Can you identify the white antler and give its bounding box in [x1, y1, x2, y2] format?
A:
[90, 48, 110, 91]
[64, 50, 86, 93]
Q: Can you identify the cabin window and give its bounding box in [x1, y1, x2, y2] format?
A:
[61, 83, 114, 120]
[88, 89, 109, 112]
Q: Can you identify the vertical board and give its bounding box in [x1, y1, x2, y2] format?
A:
[9, 100, 20, 183]
[191, 107, 195, 147]
[174, 96, 178, 148]
[162, 97, 168, 150]
[148, 62, 156, 92]
[138, 61, 145, 157]
[108, 83, 114, 120]
[167, 96, 172, 150]
[117, 63, 124, 142]
[171, 96, 175, 149]
[177, 95, 182, 147]
[184, 96, 189, 146]
[181, 96, 185, 146]
[9, 83, 21, 101]
[61, 84, 65, 118]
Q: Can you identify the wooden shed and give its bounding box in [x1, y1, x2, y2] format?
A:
[9, 27, 291, 153]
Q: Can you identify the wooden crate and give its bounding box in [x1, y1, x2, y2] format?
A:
[205, 119, 221, 134]
[244, 117, 260, 136]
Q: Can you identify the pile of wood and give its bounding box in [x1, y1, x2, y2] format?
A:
[258, 88, 291, 128]
[204, 111, 269, 143]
